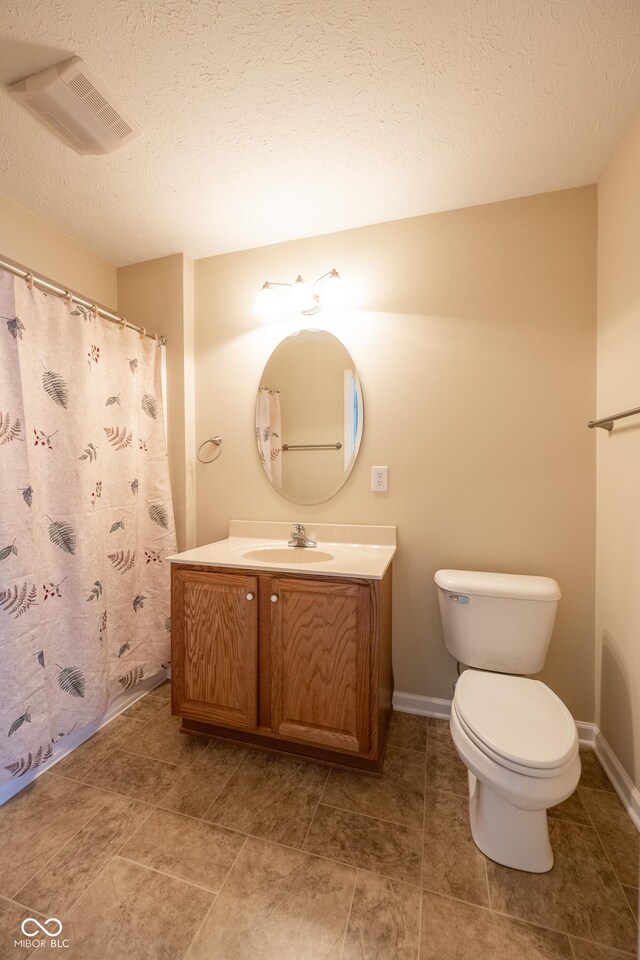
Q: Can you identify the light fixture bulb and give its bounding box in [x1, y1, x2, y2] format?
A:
[287, 276, 315, 313]
[320, 269, 348, 309]
[252, 283, 282, 317]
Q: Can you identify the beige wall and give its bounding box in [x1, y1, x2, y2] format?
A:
[596, 110, 640, 787]
[118, 254, 196, 552]
[0, 194, 117, 309]
[195, 187, 597, 720]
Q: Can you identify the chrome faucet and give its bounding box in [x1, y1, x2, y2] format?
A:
[288, 523, 317, 548]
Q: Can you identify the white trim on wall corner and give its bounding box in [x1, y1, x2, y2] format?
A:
[0, 671, 168, 807]
[393, 692, 639, 834]
[594, 729, 640, 832]
[575, 721, 595, 746]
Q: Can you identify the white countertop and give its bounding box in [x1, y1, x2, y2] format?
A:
[168, 521, 396, 580]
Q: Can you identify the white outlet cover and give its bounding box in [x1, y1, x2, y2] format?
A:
[372, 466, 388, 492]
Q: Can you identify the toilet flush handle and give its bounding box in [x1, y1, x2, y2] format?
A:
[448, 594, 469, 604]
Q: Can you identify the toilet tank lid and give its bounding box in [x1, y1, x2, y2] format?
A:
[434, 569, 561, 601]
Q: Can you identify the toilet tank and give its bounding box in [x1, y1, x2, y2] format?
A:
[434, 570, 561, 674]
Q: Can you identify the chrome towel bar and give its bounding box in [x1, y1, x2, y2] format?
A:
[282, 442, 342, 451]
[588, 406, 640, 432]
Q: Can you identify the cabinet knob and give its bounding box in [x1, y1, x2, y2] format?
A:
[246, 593, 254, 601]
[271, 594, 279, 603]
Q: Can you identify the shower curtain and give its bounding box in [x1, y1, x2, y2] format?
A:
[0, 270, 176, 786]
[255, 386, 282, 485]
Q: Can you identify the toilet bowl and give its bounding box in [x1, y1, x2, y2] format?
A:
[434, 569, 581, 873]
[450, 669, 580, 872]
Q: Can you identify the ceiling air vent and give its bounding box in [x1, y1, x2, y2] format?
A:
[9, 56, 142, 155]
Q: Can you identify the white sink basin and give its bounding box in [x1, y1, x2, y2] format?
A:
[169, 522, 396, 580]
[242, 547, 335, 564]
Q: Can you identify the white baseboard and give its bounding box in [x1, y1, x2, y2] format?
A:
[0, 671, 167, 806]
[575, 721, 596, 746]
[393, 692, 639, 834]
[594, 728, 640, 832]
[393, 691, 595, 746]
[392, 691, 452, 720]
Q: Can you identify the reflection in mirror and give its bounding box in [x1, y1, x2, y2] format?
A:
[255, 330, 364, 505]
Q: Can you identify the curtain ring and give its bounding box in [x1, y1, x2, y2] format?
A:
[25, 272, 34, 289]
[197, 436, 223, 464]
[154, 332, 159, 342]
[120, 317, 127, 331]
[91, 303, 98, 319]
[139, 327, 146, 339]
[64, 291, 73, 305]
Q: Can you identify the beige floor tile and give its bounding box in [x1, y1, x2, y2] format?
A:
[580, 788, 634, 826]
[423, 790, 489, 906]
[322, 746, 425, 828]
[622, 886, 638, 922]
[420, 891, 573, 960]
[61, 855, 212, 959]
[304, 804, 423, 885]
[204, 750, 328, 848]
[427, 718, 452, 739]
[15, 793, 151, 916]
[185, 836, 354, 960]
[159, 739, 248, 818]
[426, 726, 468, 797]
[0, 775, 108, 898]
[579, 749, 615, 793]
[120, 707, 207, 767]
[485, 819, 637, 953]
[592, 819, 640, 888]
[120, 807, 244, 892]
[549, 788, 590, 825]
[148, 679, 172, 699]
[54, 715, 145, 780]
[342, 870, 421, 960]
[388, 712, 429, 753]
[1, 895, 46, 955]
[81, 748, 182, 804]
[122, 694, 167, 722]
[569, 937, 637, 959]
[580, 788, 639, 888]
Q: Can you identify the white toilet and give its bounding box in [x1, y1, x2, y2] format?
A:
[434, 569, 581, 873]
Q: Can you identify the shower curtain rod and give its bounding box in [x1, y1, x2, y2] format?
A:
[0, 255, 167, 345]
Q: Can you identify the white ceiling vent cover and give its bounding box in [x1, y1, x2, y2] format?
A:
[9, 56, 142, 155]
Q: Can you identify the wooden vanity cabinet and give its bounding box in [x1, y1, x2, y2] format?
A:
[171, 568, 259, 729]
[270, 577, 371, 755]
[171, 563, 393, 773]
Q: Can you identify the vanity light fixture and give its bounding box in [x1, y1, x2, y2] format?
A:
[252, 269, 347, 317]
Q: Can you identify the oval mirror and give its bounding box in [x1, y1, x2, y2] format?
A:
[255, 330, 364, 504]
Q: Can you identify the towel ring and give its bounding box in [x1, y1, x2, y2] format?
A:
[197, 436, 223, 464]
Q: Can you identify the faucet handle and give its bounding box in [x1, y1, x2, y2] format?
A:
[288, 522, 316, 548]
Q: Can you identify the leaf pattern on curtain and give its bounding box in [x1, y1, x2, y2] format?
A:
[0, 271, 176, 785]
[255, 386, 282, 486]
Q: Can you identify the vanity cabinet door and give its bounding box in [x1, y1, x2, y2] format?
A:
[172, 568, 258, 729]
[270, 577, 371, 754]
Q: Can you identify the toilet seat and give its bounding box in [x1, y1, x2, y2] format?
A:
[454, 670, 578, 776]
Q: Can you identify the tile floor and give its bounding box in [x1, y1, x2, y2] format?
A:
[0, 685, 638, 959]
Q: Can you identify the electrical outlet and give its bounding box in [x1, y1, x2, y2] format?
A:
[371, 466, 388, 492]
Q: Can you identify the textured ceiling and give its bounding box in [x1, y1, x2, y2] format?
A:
[1, 0, 640, 266]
